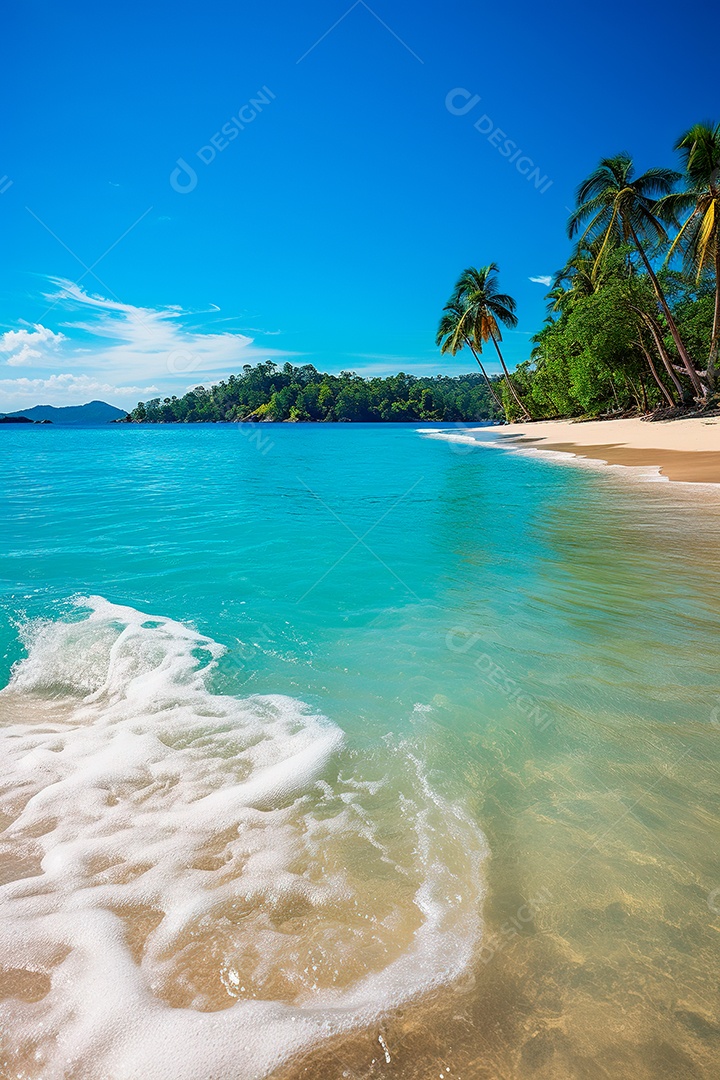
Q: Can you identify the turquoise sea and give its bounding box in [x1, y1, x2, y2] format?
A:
[1, 423, 719, 1079]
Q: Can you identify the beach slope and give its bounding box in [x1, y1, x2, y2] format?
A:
[499, 416, 720, 484]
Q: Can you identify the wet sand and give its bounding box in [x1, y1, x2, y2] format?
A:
[497, 417, 720, 484]
[277, 724, 720, 1080]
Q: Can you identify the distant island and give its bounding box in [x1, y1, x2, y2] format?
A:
[121, 365, 502, 423]
[0, 401, 128, 426]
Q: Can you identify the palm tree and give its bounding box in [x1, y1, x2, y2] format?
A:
[451, 264, 531, 419]
[657, 122, 720, 393]
[545, 284, 570, 317]
[548, 242, 606, 316]
[435, 297, 504, 411]
[634, 334, 676, 407]
[568, 153, 706, 399]
[631, 306, 687, 403]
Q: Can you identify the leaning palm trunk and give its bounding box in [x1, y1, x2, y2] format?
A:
[623, 373, 643, 411]
[634, 309, 686, 402]
[465, 337, 504, 411]
[709, 244, 720, 394]
[628, 223, 706, 399]
[636, 339, 676, 407]
[489, 334, 531, 419]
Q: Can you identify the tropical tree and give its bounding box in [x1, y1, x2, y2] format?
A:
[125, 362, 502, 424]
[567, 153, 706, 399]
[548, 237, 625, 318]
[658, 121, 720, 393]
[435, 297, 504, 410]
[451, 264, 531, 418]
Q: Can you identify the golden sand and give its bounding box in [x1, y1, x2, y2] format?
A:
[500, 416, 720, 484]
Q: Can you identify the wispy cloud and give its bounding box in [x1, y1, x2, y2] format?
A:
[341, 359, 501, 378]
[529, 275, 552, 287]
[348, 352, 431, 363]
[0, 373, 159, 405]
[0, 278, 294, 409]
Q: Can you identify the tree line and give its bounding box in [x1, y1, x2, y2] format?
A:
[437, 122, 719, 420]
[125, 365, 503, 423]
[127, 122, 718, 426]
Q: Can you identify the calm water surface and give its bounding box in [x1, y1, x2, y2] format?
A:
[1, 424, 719, 1079]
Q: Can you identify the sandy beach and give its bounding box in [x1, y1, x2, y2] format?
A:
[495, 415, 720, 484]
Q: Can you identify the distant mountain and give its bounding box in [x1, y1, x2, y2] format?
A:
[0, 401, 128, 425]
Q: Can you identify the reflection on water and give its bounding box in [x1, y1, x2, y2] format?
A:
[1, 425, 720, 1078]
[279, 471, 720, 1079]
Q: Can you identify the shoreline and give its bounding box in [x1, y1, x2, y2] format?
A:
[492, 416, 720, 485]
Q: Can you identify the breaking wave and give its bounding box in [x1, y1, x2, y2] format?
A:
[0, 598, 488, 1079]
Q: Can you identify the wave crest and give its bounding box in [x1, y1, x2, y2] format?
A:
[0, 598, 487, 1079]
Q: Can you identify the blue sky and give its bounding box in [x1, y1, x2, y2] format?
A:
[0, 0, 715, 410]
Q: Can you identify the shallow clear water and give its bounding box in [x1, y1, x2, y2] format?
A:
[1, 423, 719, 1079]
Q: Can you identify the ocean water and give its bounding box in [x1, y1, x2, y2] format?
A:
[1, 422, 719, 1080]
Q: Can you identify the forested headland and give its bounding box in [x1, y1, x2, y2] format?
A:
[126, 121, 719, 425]
[123, 367, 503, 424]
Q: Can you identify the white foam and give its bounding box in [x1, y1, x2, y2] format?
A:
[417, 428, 491, 448]
[420, 427, 720, 492]
[0, 598, 488, 1079]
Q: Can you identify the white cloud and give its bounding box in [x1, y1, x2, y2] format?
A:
[0, 324, 65, 366]
[529, 275, 552, 287]
[343, 359, 504, 377]
[348, 353, 431, 363]
[0, 373, 159, 408]
[6, 346, 41, 367]
[46, 279, 290, 378]
[0, 279, 294, 409]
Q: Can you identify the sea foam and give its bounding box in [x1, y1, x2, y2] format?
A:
[0, 598, 487, 1079]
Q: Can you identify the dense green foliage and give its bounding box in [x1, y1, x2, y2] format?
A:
[439, 123, 720, 420]
[507, 258, 715, 422]
[126, 363, 503, 423]
[131, 124, 719, 426]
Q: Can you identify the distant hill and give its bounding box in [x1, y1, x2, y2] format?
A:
[0, 401, 128, 425]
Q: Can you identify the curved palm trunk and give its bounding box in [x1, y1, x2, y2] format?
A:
[623, 373, 641, 411]
[465, 337, 504, 411]
[708, 241, 720, 394]
[628, 223, 706, 399]
[635, 309, 685, 402]
[489, 333, 531, 419]
[639, 372, 650, 412]
[636, 340, 675, 407]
